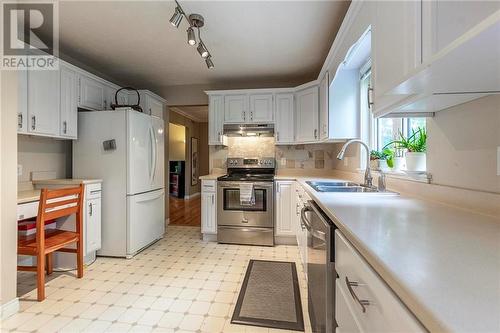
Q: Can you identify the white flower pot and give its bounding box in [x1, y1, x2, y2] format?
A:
[370, 159, 389, 171]
[391, 157, 406, 171]
[405, 152, 426, 172]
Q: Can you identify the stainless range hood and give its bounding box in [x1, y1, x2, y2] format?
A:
[223, 124, 274, 137]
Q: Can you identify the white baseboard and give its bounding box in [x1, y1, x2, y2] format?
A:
[184, 192, 200, 200]
[165, 218, 170, 225]
[1, 298, 19, 319]
[202, 233, 217, 242]
[274, 236, 298, 245]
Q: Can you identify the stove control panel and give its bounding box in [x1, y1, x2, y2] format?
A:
[227, 157, 275, 168]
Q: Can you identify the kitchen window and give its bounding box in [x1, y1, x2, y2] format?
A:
[374, 117, 426, 151]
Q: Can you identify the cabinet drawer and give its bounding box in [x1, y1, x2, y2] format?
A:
[17, 201, 39, 220]
[335, 230, 424, 332]
[336, 279, 361, 333]
[202, 180, 216, 193]
[85, 183, 102, 199]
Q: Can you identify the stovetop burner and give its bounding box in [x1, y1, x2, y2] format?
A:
[217, 174, 274, 182]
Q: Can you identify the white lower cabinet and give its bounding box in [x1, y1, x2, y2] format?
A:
[201, 180, 217, 235]
[85, 196, 101, 255]
[275, 181, 295, 237]
[335, 230, 424, 332]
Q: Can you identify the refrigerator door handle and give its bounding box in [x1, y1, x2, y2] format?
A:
[149, 126, 156, 185]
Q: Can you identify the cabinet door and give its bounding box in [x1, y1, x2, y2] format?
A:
[422, 1, 500, 61]
[275, 181, 295, 237]
[201, 192, 217, 234]
[295, 86, 319, 143]
[372, 1, 421, 109]
[17, 70, 28, 134]
[27, 68, 60, 136]
[319, 72, 329, 141]
[148, 96, 164, 119]
[103, 84, 116, 110]
[275, 93, 295, 144]
[224, 94, 247, 123]
[86, 198, 102, 255]
[60, 65, 78, 139]
[79, 75, 104, 110]
[209, 95, 224, 145]
[249, 93, 274, 123]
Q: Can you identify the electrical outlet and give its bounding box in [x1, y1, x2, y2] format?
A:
[280, 158, 287, 166]
[17, 164, 22, 177]
[497, 147, 500, 176]
[344, 157, 349, 167]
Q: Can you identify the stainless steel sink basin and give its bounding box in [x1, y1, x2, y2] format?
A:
[306, 181, 399, 195]
[306, 181, 359, 188]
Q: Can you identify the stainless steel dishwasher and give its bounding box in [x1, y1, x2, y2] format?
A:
[301, 200, 336, 333]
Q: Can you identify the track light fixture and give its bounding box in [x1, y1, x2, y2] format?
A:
[187, 27, 196, 46]
[205, 56, 214, 69]
[169, 6, 183, 27]
[169, 0, 214, 69]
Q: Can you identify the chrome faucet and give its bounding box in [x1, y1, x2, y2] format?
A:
[337, 139, 373, 188]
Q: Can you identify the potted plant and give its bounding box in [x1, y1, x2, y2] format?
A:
[393, 127, 427, 172]
[370, 149, 393, 171]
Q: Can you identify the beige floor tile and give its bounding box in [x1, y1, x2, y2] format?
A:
[107, 322, 132, 332]
[79, 304, 109, 320]
[169, 299, 192, 313]
[208, 302, 231, 317]
[59, 318, 92, 332]
[133, 295, 157, 309]
[178, 288, 199, 300]
[200, 316, 226, 333]
[150, 297, 174, 311]
[179, 314, 205, 331]
[117, 308, 146, 324]
[36, 315, 73, 333]
[157, 312, 183, 329]
[60, 301, 92, 317]
[98, 305, 127, 321]
[137, 309, 164, 326]
[83, 320, 112, 333]
[188, 301, 211, 315]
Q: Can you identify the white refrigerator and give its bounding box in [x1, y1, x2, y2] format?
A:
[73, 108, 165, 257]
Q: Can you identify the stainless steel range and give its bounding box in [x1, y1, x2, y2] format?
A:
[217, 157, 275, 246]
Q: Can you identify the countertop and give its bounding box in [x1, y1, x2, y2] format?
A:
[18, 179, 102, 204]
[199, 174, 223, 180]
[296, 178, 500, 332]
[33, 178, 103, 185]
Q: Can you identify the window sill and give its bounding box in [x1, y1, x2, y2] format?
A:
[357, 169, 432, 184]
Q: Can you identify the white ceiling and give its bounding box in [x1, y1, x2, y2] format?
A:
[57, 1, 350, 93]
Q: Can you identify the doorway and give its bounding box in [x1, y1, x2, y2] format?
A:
[167, 108, 209, 227]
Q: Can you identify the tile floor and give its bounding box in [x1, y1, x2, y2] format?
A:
[3, 226, 312, 333]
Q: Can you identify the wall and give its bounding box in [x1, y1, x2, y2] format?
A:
[168, 123, 186, 162]
[198, 123, 209, 178]
[17, 136, 72, 182]
[1, 71, 20, 313]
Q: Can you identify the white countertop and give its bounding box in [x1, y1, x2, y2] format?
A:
[18, 179, 102, 204]
[199, 174, 223, 180]
[33, 178, 103, 186]
[296, 178, 500, 332]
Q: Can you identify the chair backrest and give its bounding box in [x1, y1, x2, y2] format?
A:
[36, 185, 84, 244]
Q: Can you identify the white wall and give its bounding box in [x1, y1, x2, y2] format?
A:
[168, 123, 186, 161]
[17, 136, 72, 182]
[1, 71, 20, 311]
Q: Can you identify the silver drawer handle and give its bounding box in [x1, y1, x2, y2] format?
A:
[345, 276, 370, 313]
[241, 218, 249, 223]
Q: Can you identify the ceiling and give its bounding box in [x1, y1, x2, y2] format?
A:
[57, 1, 349, 88]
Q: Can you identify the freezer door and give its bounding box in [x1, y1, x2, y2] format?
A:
[127, 110, 155, 195]
[151, 116, 165, 190]
[127, 189, 165, 256]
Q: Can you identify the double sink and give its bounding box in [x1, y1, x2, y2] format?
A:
[306, 181, 398, 195]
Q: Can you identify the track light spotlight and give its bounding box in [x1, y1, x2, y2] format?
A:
[205, 56, 214, 69]
[187, 27, 196, 46]
[169, 6, 183, 27]
[197, 41, 209, 58]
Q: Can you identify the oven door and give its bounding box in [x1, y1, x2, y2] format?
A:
[217, 181, 274, 228]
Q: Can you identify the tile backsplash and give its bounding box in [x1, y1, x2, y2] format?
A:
[209, 136, 345, 172]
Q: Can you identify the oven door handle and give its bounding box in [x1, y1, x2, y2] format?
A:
[300, 205, 313, 231]
[218, 181, 273, 188]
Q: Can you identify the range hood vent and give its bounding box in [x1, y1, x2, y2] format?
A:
[223, 124, 274, 137]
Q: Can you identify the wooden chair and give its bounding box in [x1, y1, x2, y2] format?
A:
[18, 185, 84, 301]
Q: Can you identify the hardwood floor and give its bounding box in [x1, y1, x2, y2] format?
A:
[169, 195, 201, 226]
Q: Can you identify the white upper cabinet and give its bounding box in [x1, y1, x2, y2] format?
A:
[17, 70, 28, 134]
[249, 93, 274, 123]
[138, 90, 165, 119]
[295, 85, 319, 143]
[27, 67, 60, 136]
[275, 93, 295, 144]
[60, 63, 78, 139]
[372, 0, 422, 112]
[208, 95, 225, 145]
[224, 94, 248, 123]
[103, 84, 116, 110]
[422, 1, 500, 61]
[318, 72, 329, 141]
[79, 75, 104, 110]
